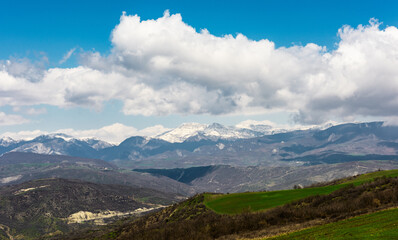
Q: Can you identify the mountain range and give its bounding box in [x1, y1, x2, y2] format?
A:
[2, 120, 398, 195]
[1, 122, 398, 170]
[0, 120, 332, 154]
[0, 152, 194, 196]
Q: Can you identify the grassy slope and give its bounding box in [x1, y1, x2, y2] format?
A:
[269, 208, 398, 240]
[205, 169, 398, 214]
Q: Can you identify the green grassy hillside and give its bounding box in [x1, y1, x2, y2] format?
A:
[205, 169, 398, 214]
[343, 169, 398, 184]
[204, 185, 342, 214]
[269, 207, 398, 240]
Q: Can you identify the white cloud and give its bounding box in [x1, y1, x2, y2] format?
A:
[235, 119, 338, 132]
[1, 57, 47, 83]
[0, 112, 29, 126]
[1, 123, 171, 144]
[235, 120, 281, 129]
[136, 124, 171, 137]
[1, 129, 48, 141]
[1, 13, 398, 124]
[59, 47, 76, 64]
[58, 123, 139, 143]
[383, 117, 398, 126]
[25, 107, 47, 115]
[13, 106, 47, 115]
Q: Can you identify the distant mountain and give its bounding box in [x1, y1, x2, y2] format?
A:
[0, 151, 114, 168]
[113, 122, 398, 169]
[0, 136, 19, 147]
[156, 123, 208, 142]
[6, 133, 113, 157]
[156, 122, 268, 143]
[0, 122, 398, 169]
[135, 160, 398, 193]
[0, 152, 195, 196]
[3, 150, 398, 197]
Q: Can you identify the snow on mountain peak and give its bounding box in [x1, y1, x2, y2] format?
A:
[80, 138, 115, 150]
[0, 136, 17, 147]
[47, 133, 75, 141]
[156, 122, 268, 143]
[11, 143, 61, 155]
[156, 123, 208, 143]
[33, 133, 75, 142]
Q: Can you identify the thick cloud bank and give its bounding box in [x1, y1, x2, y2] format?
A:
[1, 12, 398, 124]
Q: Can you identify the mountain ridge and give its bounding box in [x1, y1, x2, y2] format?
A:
[1, 121, 397, 170]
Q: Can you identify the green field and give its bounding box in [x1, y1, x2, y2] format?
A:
[269, 208, 398, 240]
[204, 169, 398, 214]
[343, 169, 398, 184]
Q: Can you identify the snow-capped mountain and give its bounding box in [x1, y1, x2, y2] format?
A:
[156, 122, 268, 143]
[0, 122, 397, 169]
[1, 133, 115, 158]
[81, 138, 114, 150]
[11, 142, 60, 155]
[0, 122, 282, 158]
[0, 136, 18, 147]
[155, 121, 327, 143]
[32, 133, 114, 150]
[156, 123, 207, 143]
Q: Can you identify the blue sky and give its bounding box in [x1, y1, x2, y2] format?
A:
[1, 0, 398, 142]
[3, 0, 398, 62]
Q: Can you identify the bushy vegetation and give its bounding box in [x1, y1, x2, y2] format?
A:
[0, 178, 177, 239]
[74, 175, 398, 240]
[270, 207, 398, 240]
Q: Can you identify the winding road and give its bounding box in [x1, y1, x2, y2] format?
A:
[0, 224, 13, 240]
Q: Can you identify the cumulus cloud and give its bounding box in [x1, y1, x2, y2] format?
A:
[1, 57, 47, 83]
[0, 112, 29, 126]
[1, 13, 398, 124]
